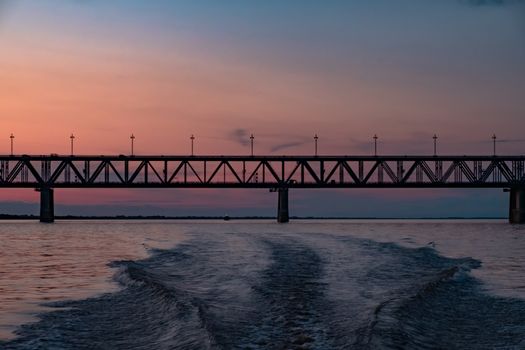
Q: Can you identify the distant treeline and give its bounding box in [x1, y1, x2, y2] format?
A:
[0, 214, 505, 220]
[0, 214, 271, 220]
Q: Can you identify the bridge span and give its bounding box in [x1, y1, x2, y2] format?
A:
[0, 155, 524, 223]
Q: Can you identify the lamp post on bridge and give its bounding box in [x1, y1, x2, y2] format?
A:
[9, 133, 14, 156]
[70, 133, 75, 156]
[250, 134, 254, 156]
[433, 134, 438, 156]
[314, 134, 318, 157]
[190, 134, 195, 156]
[130, 134, 135, 156]
[492, 134, 497, 156]
[373, 134, 378, 156]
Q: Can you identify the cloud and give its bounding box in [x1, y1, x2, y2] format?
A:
[227, 130, 311, 153]
[475, 138, 525, 143]
[462, 0, 525, 5]
[229, 128, 250, 147]
[270, 140, 309, 153]
[496, 138, 525, 143]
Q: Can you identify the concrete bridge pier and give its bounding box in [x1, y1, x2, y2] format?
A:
[38, 187, 54, 223]
[509, 187, 525, 224]
[277, 188, 289, 223]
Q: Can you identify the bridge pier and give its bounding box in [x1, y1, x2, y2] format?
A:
[277, 188, 289, 223]
[509, 187, 525, 224]
[39, 187, 54, 223]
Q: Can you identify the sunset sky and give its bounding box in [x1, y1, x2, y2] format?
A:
[1, 0, 524, 217]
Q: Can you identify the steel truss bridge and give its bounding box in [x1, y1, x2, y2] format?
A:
[0, 155, 524, 223]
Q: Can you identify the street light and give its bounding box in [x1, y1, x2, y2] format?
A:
[70, 133, 75, 155]
[373, 134, 378, 156]
[250, 134, 254, 156]
[433, 134, 438, 156]
[314, 134, 318, 156]
[190, 134, 195, 156]
[130, 134, 135, 156]
[492, 134, 497, 156]
[9, 133, 14, 156]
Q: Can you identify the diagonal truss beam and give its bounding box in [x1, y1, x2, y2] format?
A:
[0, 156, 523, 188]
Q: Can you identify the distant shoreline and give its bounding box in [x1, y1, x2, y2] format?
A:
[0, 214, 506, 221]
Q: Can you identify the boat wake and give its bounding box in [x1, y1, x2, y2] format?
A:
[3, 232, 525, 349]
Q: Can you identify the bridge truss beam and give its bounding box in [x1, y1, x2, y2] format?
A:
[0, 155, 523, 188]
[0, 155, 524, 223]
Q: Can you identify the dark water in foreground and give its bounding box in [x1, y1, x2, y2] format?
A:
[1, 220, 524, 349]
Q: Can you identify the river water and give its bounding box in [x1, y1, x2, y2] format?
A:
[0, 220, 524, 349]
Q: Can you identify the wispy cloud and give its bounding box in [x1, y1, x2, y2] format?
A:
[462, 0, 525, 6]
[495, 138, 525, 143]
[270, 140, 309, 153]
[229, 128, 250, 147]
[473, 138, 525, 143]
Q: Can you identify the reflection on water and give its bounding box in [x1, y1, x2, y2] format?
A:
[0, 221, 186, 340]
[0, 220, 524, 348]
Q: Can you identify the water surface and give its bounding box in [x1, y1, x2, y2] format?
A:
[0, 220, 524, 349]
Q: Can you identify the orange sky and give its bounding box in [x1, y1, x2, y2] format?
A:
[0, 0, 523, 216]
[1, 1, 523, 157]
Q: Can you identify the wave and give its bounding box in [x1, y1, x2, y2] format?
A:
[353, 262, 467, 348]
[349, 247, 525, 350]
[2, 232, 525, 350]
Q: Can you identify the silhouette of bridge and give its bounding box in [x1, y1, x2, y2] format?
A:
[1, 155, 524, 223]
